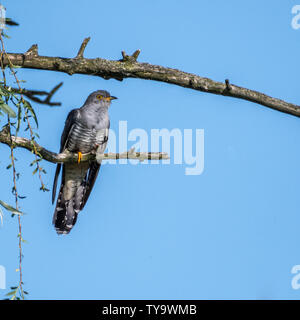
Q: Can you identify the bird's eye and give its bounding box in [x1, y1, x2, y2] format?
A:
[96, 95, 102, 100]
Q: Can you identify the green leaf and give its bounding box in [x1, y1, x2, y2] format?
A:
[5, 290, 17, 296]
[0, 86, 10, 96]
[23, 99, 38, 127]
[0, 103, 16, 118]
[0, 200, 23, 215]
[16, 102, 22, 133]
[2, 32, 11, 39]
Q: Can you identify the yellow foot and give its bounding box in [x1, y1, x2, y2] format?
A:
[77, 151, 82, 164]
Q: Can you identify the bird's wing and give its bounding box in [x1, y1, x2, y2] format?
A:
[59, 108, 80, 153]
[79, 161, 101, 210]
[80, 125, 110, 210]
[52, 164, 62, 204]
[52, 109, 79, 204]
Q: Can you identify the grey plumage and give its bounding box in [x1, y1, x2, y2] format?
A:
[52, 90, 117, 234]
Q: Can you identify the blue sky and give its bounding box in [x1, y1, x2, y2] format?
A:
[1, 0, 300, 299]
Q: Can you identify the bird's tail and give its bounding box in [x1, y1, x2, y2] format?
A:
[52, 163, 89, 235]
[52, 162, 101, 235]
[52, 183, 82, 235]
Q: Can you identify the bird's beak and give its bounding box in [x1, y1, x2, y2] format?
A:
[109, 96, 118, 100]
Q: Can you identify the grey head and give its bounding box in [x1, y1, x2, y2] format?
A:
[79, 90, 117, 129]
[82, 90, 117, 109]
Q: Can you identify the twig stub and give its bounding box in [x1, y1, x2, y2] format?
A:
[76, 37, 91, 59]
[120, 49, 141, 63]
[225, 79, 232, 91]
[24, 44, 38, 57]
[11, 82, 63, 107]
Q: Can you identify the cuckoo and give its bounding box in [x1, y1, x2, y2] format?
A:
[52, 90, 117, 234]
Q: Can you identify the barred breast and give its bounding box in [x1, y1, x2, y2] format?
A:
[66, 122, 96, 154]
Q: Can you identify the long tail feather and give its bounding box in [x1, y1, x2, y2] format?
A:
[52, 161, 99, 235]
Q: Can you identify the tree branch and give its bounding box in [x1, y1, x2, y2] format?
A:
[5, 18, 19, 26]
[0, 129, 169, 164]
[10, 82, 63, 106]
[2, 37, 300, 117]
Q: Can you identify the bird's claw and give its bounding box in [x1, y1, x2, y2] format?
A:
[77, 151, 82, 163]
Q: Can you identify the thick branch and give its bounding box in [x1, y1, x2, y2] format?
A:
[0, 130, 169, 163]
[2, 38, 300, 117]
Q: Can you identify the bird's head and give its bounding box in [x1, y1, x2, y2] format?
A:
[85, 90, 117, 108]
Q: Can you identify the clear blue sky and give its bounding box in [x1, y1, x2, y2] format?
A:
[1, 0, 300, 299]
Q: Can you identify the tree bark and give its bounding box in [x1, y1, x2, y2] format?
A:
[2, 38, 300, 118]
[0, 129, 169, 164]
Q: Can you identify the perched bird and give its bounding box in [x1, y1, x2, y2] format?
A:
[52, 90, 117, 234]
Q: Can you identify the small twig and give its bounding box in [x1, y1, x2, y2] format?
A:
[75, 37, 90, 59]
[1, 32, 48, 193]
[121, 49, 141, 62]
[10, 82, 63, 106]
[0, 32, 24, 300]
[5, 18, 19, 26]
[132, 49, 141, 60]
[225, 79, 231, 91]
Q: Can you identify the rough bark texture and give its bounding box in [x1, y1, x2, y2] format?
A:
[0, 129, 169, 164]
[3, 38, 300, 117]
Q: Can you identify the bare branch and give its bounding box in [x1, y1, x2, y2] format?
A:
[6, 18, 19, 26]
[75, 37, 91, 59]
[10, 82, 63, 106]
[2, 38, 300, 117]
[0, 129, 169, 164]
